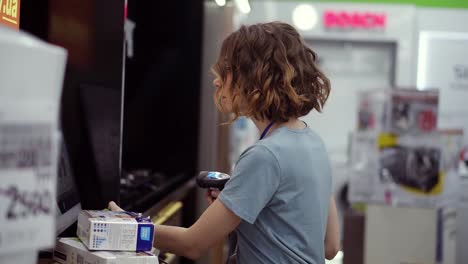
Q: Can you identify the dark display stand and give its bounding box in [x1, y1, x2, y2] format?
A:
[21, 0, 125, 210]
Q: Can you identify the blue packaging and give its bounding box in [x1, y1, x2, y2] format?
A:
[77, 210, 155, 251]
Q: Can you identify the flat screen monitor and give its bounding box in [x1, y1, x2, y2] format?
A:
[55, 142, 81, 236]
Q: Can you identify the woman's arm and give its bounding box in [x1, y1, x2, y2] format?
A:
[154, 199, 240, 259]
[324, 195, 340, 260]
[110, 200, 240, 260]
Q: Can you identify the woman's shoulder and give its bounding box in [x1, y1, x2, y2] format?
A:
[237, 143, 279, 165]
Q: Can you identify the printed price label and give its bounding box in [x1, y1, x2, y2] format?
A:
[0, 124, 52, 170]
[0, 185, 52, 220]
[0, 122, 56, 218]
[0, 122, 58, 252]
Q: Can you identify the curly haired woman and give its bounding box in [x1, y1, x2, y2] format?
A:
[110, 21, 340, 264]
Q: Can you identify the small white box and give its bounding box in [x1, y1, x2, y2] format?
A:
[54, 238, 159, 264]
[77, 210, 155, 251]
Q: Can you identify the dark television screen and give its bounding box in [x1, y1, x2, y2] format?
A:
[122, 1, 202, 180]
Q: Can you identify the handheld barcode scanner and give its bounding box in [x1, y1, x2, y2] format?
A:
[196, 171, 230, 190]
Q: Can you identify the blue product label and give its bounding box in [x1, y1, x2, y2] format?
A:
[140, 226, 151, 241]
[136, 224, 154, 251]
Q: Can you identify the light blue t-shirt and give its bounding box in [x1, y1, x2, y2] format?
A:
[218, 124, 332, 264]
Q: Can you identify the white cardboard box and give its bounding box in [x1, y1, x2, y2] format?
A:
[365, 204, 456, 264]
[77, 210, 155, 251]
[0, 26, 66, 254]
[54, 238, 158, 264]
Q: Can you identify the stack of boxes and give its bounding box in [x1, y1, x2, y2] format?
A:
[347, 89, 463, 264]
[53, 210, 158, 264]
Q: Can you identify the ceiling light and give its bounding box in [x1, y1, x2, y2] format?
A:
[292, 4, 318, 31]
[234, 0, 251, 14]
[214, 0, 226, 7]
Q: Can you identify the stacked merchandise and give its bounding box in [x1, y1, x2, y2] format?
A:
[0, 27, 66, 263]
[53, 210, 158, 264]
[347, 89, 463, 264]
[349, 89, 462, 207]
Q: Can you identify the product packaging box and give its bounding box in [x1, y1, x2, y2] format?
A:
[348, 130, 463, 207]
[77, 210, 155, 251]
[365, 205, 456, 264]
[357, 89, 439, 135]
[54, 238, 159, 264]
[0, 25, 66, 254]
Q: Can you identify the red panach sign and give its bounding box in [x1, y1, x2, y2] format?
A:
[324, 10, 386, 30]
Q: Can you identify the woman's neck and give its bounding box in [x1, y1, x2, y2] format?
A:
[252, 118, 305, 137]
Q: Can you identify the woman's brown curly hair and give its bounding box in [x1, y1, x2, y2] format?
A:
[212, 22, 331, 123]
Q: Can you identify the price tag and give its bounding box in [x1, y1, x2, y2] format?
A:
[0, 121, 59, 252]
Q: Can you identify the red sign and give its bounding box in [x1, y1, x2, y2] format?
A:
[324, 10, 386, 30]
[418, 110, 437, 132]
[0, 0, 20, 30]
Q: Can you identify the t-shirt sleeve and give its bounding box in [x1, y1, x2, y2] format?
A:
[218, 145, 281, 224]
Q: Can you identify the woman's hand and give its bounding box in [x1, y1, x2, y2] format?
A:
[205, 189, 220, 205]
[108, 201, 124, 212]
[108, 196, 240, 260]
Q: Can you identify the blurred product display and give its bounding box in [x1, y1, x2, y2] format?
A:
[357, 89, 439, 134]
[349, 131, 463, 207]
[380, 144, 440, 193]
[348, 90, 463, 207]
[0, 26, 66, 262]
[347, 89, 464, 264]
